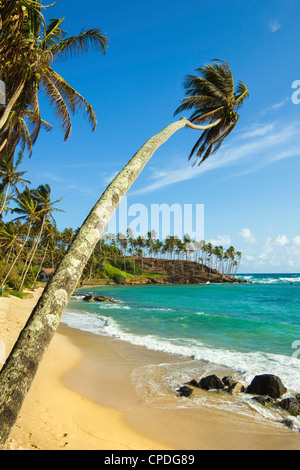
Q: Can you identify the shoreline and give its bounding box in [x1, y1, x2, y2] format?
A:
[0, 289, 299, 450]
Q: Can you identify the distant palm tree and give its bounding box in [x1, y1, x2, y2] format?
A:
[0, 59, 249, 448]
[0, 152, 30, 217]
[18, 184, 63, 291]
[1, 189, 38, 294]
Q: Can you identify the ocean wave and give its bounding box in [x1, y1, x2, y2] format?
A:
[62, 308, 300, 394]
[237, 274, 300, 285]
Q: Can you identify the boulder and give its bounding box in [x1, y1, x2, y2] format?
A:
[226, 382, 245, 395]
[252, 396, 276, 407]
[279, 398, 300, 417]
[94, 296, 118, 303]
[185, 379, 199, 388]
[176, 386, 193, 398]
[199, 375, 224, 391]
[246, 374, 287, 399]
[83, 295, 94, 302]
[222, 376, 236, 387]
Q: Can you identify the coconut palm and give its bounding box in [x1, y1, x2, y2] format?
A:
[0, 220, 23, 266]
[0, 188, 38, 293]
[174, 59, 249, 166]
[18, 184, 63, 291]
[0, 2, 109, 158]
[0, 151, 31, 217]
[0, 59, 249, 448]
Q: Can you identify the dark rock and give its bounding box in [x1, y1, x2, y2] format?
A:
[281, 419, 296, 430]
[222, 376, 236, 387]
[185, 379, 199, 388]
[252, 396, 276, 406]
[176, 386, 193, 398]
[199, 375, 225, 391]
[94, 296, 118, 303]
[279, 398, 300, 417]
[246, 374, 287, 399]
[82, 295, 118, 303]
[83, 295, 94, 302]
[226, 382, 245, 394]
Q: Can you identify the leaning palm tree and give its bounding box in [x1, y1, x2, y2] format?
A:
[0, 59, 249, 448]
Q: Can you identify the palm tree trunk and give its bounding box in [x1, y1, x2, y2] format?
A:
[1, 222, 32, 295]
[0, 117, 220, 448]
[0, 182, 11, 218]
[32, 240, 50, 288]
[18, 216, 46, 291]
[0, 80, 25, 130]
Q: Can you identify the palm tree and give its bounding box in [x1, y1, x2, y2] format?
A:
[0, 59, 249, 448]
[174, 59, 249, 166]
[0, 151, 30, 217]
[18, 184, 63, 291]
[0, 220, 23, 266]
[0, 2, 109, 158]
[0, 188, 38, 294]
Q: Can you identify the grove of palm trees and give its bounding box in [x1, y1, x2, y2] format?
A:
[0, 0, 249, 449]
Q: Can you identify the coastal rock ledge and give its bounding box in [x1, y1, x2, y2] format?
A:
[82, 294, 119, 303]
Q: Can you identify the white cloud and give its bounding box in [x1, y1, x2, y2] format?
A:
[241, 124, 274, 139]
[274, 234, 289, 246]
[237, 228, 256, 243]
[208, 234, 231, 246]
[256, 235, 300, 270]
[269, 20, 282, 33]
[293, 236, 300, 246]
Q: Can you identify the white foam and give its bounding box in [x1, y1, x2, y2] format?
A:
[62, 308, 300, 394]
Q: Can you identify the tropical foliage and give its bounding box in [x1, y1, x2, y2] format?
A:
[174, 59, 249, 165]
[0, 0, 109, 160]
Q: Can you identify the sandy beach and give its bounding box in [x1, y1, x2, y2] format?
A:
[0, 288, 299, 450]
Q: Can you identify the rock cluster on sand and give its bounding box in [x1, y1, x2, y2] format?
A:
[175, 373, 300, 420]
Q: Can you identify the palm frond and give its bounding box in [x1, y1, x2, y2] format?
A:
[235, 81, 249, 109]
[48, 68, 97, 131]
[41, 75, 72, 141]
[49, 28, 109, 61]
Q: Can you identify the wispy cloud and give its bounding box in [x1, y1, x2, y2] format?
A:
[132, 119, 300, 195]
[261, 98, 289, 116]
[268, 20, 282, 33]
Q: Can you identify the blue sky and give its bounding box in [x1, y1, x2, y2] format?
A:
[18, 0, 300, 273]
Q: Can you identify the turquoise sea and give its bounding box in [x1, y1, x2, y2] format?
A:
[63, 273, 300, 430]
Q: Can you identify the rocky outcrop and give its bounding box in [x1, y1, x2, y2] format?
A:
[176, 372, 300, 424]
[246, 374, 287, 399]
[199, 374, 224, 390]
[279, 397, 300, 416]
[175, 386, 193, 398]
[82, 294, 118, 303]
